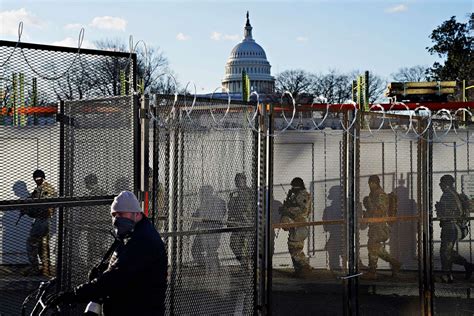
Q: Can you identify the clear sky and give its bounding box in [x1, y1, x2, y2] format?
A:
[1, 0, 472, 92]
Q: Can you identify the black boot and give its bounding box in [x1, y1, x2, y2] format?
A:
[464, 262, 474, 280]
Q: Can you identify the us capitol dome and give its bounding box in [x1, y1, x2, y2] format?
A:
[221, 12, 275, 94]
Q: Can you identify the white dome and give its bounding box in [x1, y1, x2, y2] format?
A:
[222, 12, 275, 94]
[230, 41, 267, 59]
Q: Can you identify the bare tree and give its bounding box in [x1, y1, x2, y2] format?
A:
[366, 73, 387, 103]
[311, 70, 352, 104]
[275, 69, 314, 99]
[52, 39, 175, 100]
[272, 69, 386, 105]
[95, 39, 176, 94]
[391, 65, 428, 82]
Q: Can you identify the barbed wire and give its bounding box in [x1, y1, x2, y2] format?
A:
[147, 86, 472, 144]
[0, 22, 23, 69]
[1, 27, 472, 144]
[20, 25, 85, 81]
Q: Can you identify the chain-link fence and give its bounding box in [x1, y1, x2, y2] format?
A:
[148, 95, 259, 315]
[0, 40, 136, 315]
[269, 108, 474, 316]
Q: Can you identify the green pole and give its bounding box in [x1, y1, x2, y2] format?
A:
[19, 73, 26, 127]
[364, 71, 370, 111]
[139, 78, 145, 95]
[120, 70, 126, 96]
[12, 73, 17, 126]
[463, 80, 466, 102]
[357, 76, 363, 108]
[352, 80, 357, 103]
[242, 70, 250, 102]
[33, 77, 38, 125]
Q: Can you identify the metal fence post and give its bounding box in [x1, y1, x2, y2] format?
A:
[169, 108, 179, 315]
[140, 95, 150, 212]
[254, 102, 266, 314]
[152, 102, 159, 224]
[343, 110, 360, 316]
[57, 100, 65, 292]
[418, 120, 434, 316]
[263, 104, 274, 315]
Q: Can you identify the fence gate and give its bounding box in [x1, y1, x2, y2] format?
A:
[0, 40, 137, 315]
[148, 95, 261, 315]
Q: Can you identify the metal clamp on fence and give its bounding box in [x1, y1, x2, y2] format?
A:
[55, 113, 74, 126]
[339, 273, 364, 280]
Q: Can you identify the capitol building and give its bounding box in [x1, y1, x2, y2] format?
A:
[221, 13, 275, 94]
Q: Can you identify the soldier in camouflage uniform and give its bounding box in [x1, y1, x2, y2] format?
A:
[22, 170, 57, 276]
[279, 177, 312, 276]
[363, 175, 400, 279]
[228, 173, 253, 268]
[435, 174, 474, 283]
[191, 185, 226, 271]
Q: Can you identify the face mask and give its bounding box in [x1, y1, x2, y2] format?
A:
[113, 217, 136, 238]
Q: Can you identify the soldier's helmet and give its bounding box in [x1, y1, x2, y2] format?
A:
[368, 175, 380, 184]
[235, 173, 247, 188]
[440, 175, 455, 186]
[291, 177, 305, 189]
[33, 169, 45, 179]
[84, 174, 98, 186]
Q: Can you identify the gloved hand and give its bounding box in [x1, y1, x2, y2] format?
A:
[88, 266, 100, 281]
[48, 291, 76, 306]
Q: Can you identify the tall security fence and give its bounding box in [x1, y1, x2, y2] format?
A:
[148, 95, 260, 315]
[269, 108, 474, 316]
[0, 40, 137, 315]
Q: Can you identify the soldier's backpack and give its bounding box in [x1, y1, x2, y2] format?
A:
[454, 192, 471, 239]
[387, 192, 398, 218]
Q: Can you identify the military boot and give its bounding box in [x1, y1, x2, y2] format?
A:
[440, 274, 453, 283]
[364, 269, 377, 280]
[358, 260, 369, 271]
[464, 262, 474, 280]
[391, 260, 402, 277]
[295, 266, 314, 278]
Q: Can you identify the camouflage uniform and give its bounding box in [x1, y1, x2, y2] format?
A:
[436, 187, 470, 274]
[363, 187, 400, 273]
[228, 186, 253, 267]
[280, 188, 312, 273]
[26, 181, 56, 275]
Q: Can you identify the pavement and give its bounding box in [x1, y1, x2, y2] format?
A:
[2, 264, 474, 315]
[272, 268, 474, 316]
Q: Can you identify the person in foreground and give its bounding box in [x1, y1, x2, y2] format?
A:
[49, 191, 168, 315]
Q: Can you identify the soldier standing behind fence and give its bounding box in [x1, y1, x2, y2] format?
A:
[323, 185, 344, 271]
[435, 174, 474, 283]
[191, 185, 226, 272]
[279, 177, 313, 277]
[228, 173, 253, 268]
[363, 175, 401, 279]
[21, 170, 56, 276]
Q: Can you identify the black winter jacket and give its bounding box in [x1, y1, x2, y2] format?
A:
[74, 217, 168, 315]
